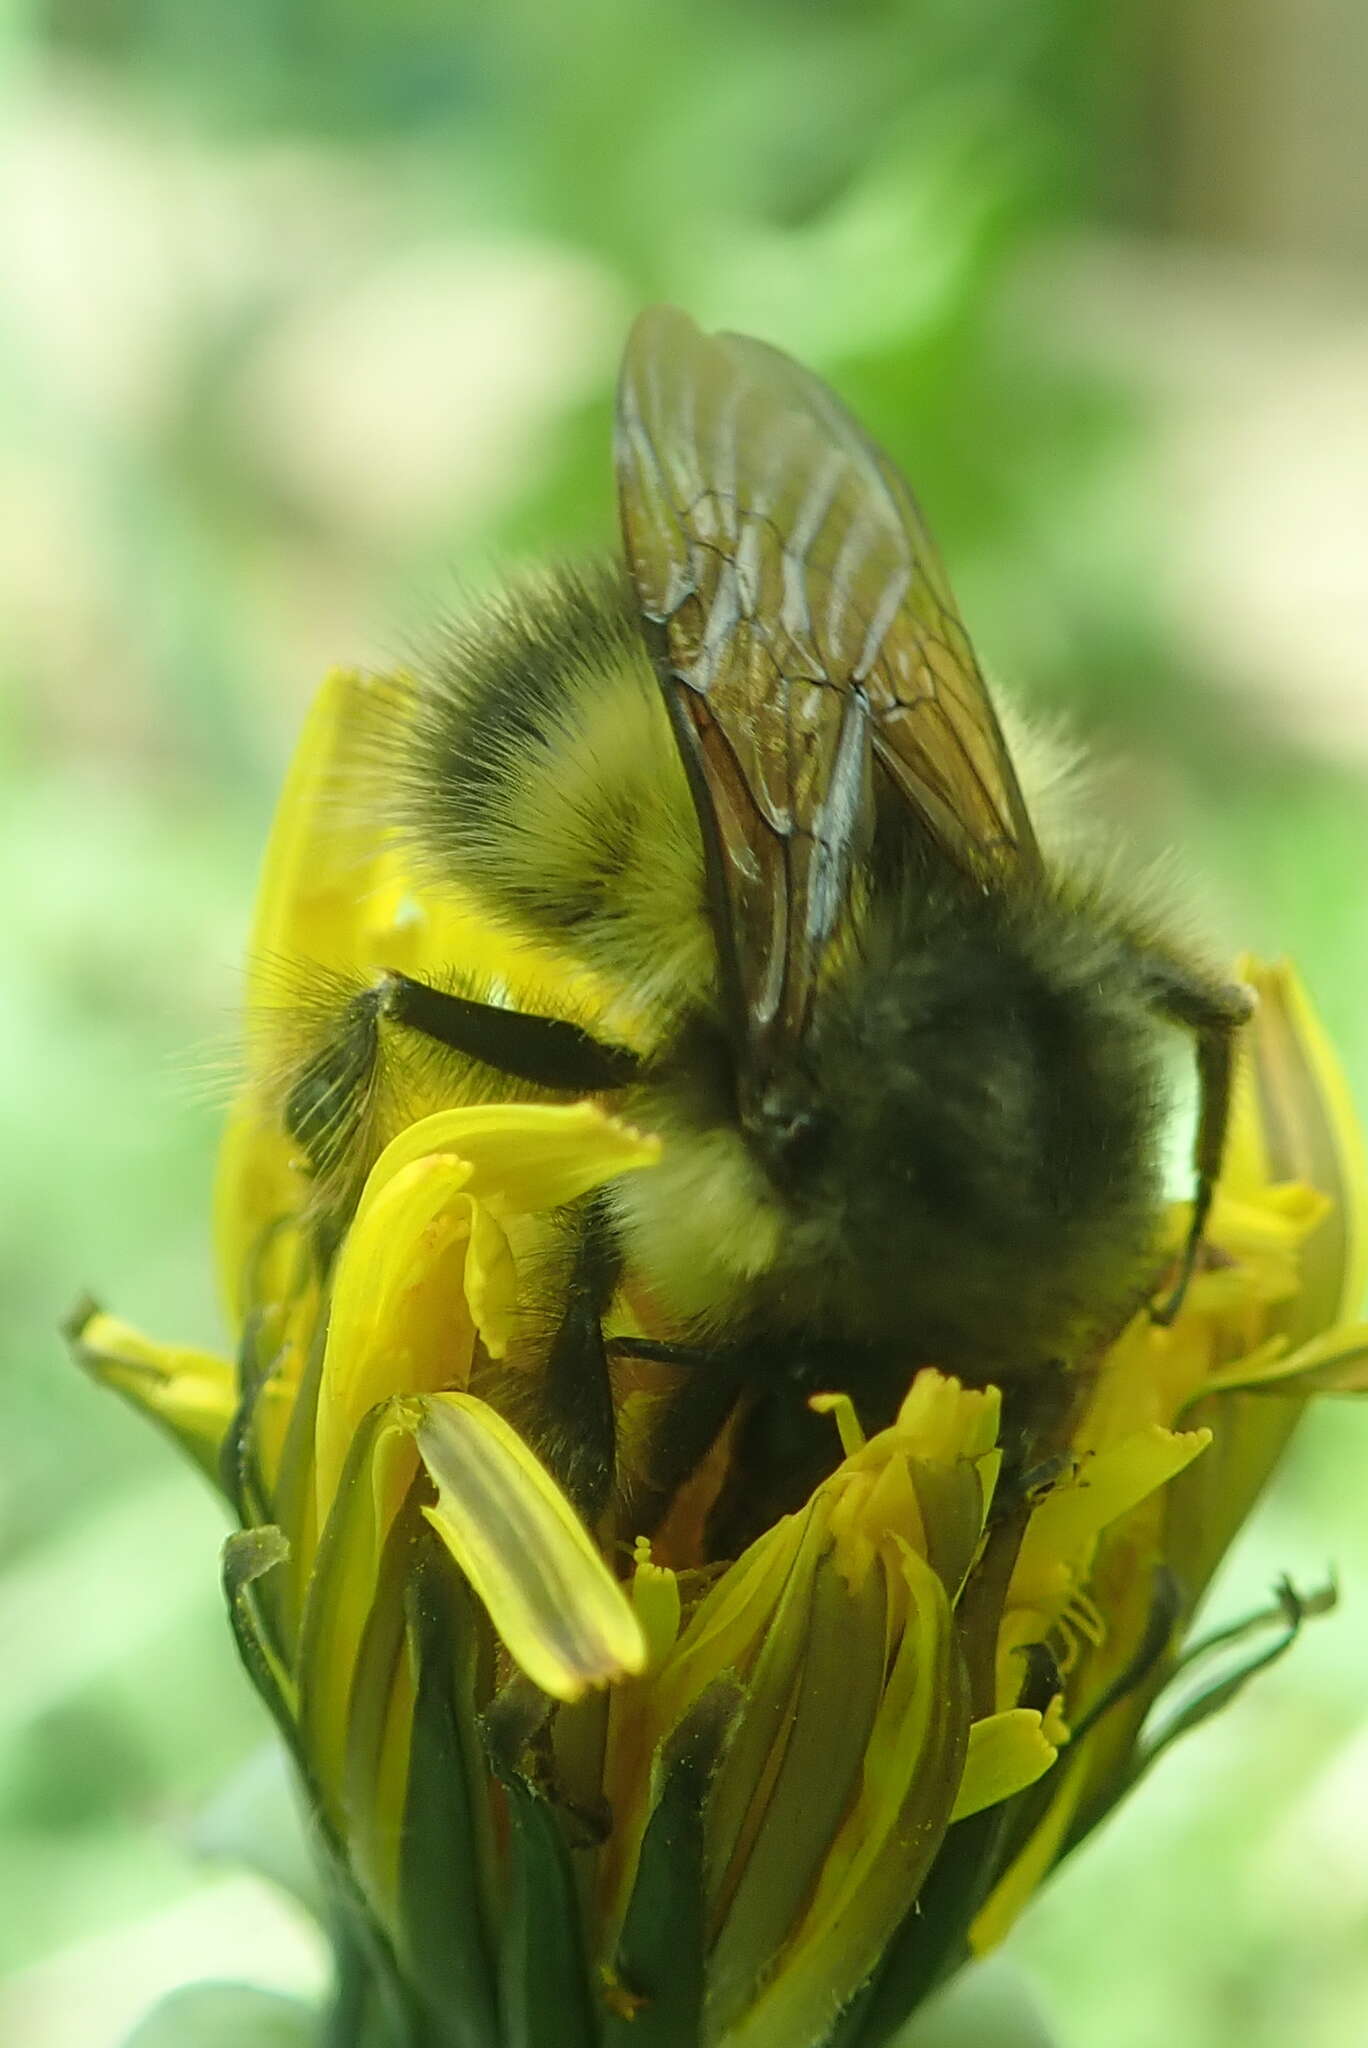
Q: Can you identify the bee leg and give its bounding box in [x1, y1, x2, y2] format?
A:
[604, 1337, 746, 1537]
[379, 971, 641, 1092]
[283, 969, 640, 1206]
[1142, 964, 1255, 1325]
[532, 1200, 622, 1520]
[607, 1336, 732, 1369]
[284, 983, 386, 1185]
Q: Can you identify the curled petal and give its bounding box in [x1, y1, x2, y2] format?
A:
[1011, 1425, 1210, 1616]
[951, 1709, 1060, 1823]
[66, 1302, 238, 1486]
[356, 1099, 661, 1224]
[314, 1102, 661, 1530]
[313, 1154, 496, 1527]
[1202, 1322, 1368, 1397]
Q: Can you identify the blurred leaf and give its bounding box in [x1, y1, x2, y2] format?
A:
[193, 1741, 327, 1923]
[894, 1957, 1062, 2047]
[121, 1980, 320, 2048]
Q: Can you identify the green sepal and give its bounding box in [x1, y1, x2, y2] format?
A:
[193, 1741, 327, 1922]
[1067, 1564, 1183, 1748]
[265, 1306, 332, 1647]
[218, 1537, 424, 2048]
[495, 1771, 600, 2048]
[295, 1397, 413, 1841]
[344, 1510, 417, 1827]
[973, 1568, 1183, 1907]
[322, 1894, 427, 2048]
[603, 1679, 741, 2048]
[222, 1307, 281, 1532]
[120, 1982, 321, 2048]
[1063, 1573, 1336, 1858]
[223, 1526, 299, 1762]
[395, 1550, 500, 2048]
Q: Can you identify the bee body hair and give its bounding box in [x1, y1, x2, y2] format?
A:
[609, 850, 1170, 1393]
[389, 564, 712, 1042]
[382, 569, 1183, 1404]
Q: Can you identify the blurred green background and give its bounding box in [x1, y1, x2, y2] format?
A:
[3, 3, 1367, 2043]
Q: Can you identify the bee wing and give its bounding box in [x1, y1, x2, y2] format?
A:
[615, 305, 1038, 1077]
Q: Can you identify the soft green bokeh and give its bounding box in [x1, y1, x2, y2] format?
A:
[3, 5, 1366, 2044]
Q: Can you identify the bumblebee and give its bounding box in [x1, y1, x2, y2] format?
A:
[282, 307, 1251, 1548]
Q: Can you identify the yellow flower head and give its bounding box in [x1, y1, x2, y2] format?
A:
[72, 668, 1368, 2048]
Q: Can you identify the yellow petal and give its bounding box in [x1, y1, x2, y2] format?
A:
[1239, 957, 1368, 1330]
[891, 1369, 1002, 1463]
[827, 1452, 926, 1594]
[595, 1512, 816, 1949]
[1191, 1335, 1291, 1398]
[213, 1103, 309, 1334]
[951, 1708, 1060, 1822]
[1015, 1425, 1211, 1595]
[1205, 1321, 1368, 1397]
[647, 1512, 817, 1740]
[413, 1393, 646, 1701]
[821, 1371, 1001, 1598]
[630, 1541, 682, 1666]
[356, 1099, 660, 1224]
[706, 1547, 889, 2032]
[299, 1402, 421, 1834]
[313, 1153, 499, 1528]
[216, 668, 392, 1318]
[703, 1509, 839, 1908]
[1150, 964, 1366, 1629]
[1206, 1184, 1330, 1262]
[67, 1305, 238, 1484]
[246, 668, 396, 997]
[971, 1780, 1083, 1954]
[720, 1540, 968, 2048]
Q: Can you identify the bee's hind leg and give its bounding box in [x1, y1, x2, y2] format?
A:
[1139, 959, 1255, 1324]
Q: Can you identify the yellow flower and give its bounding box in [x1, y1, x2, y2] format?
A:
[71, 667, 1368, 2048]
[971, 956, 1368, 1953]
